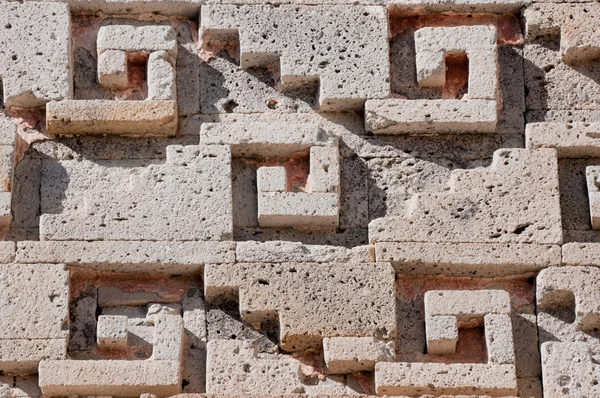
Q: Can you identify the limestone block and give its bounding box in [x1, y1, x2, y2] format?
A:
[12, 376, 43, 398]
[16, 241, 235, 274]
[97, 22, 177, 57]
[182, 286, 207, 346]
[200, 122, 337, 157]
[206, 340, 302, 394]
[97, 50, 128, 90]
[98, 286, 175, 307]
[0, 339, 66, 375]
[586, 166, 600, 230]
[485, 314, 516, 365]
[257, 167, 287, 193]
[541, 342, 600, 397]
[375, 362, 518, 396]
[389, 0, 529, 14]
[563, 243, 600, 267]
[414, 26, 498, 100]
[365, 99, 498, 134]
[0, 192, 12, 227]
[97, 316, 128, 348]
[524, 36, 600, 112]
[0, 2, 71, 108]
[236, 241, 373, 263]
[257, 192, 339, 228]
[40, 310, 184, 396]
[46, 100, 178, 136]
[202, 121, 341, 228]
[206, 340, 356, 395]
[323, 337, 395, 374]
[148, 51, 177, 101]
[0, 264, 69, 340]
[0, 264, 68, 374]
[424, 290, 511, 319]
[524, 4, 600, 64]
[377, 289, 518, 395]
[309, 147, 340, 194]
[40, 145, 233, 241]
[152, 315, 184, 361]
[537, 266, 600, 339]
[368, 149, 562, 245]
[375, 242, 561, 277]
[425, 315, 458, 355]
[147, 303, 181, 318]
[38, 360, 182, 397]
[43, 0, 202, 17]
[200, 5, 389, 110]
[526, 122, 600, 158]
[204, 262, 396, 351]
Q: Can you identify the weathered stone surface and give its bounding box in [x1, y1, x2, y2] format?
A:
[40, 145, 233, 241]
[524, 3, 600, 64]
[376, 242, 561, 277]
[0, 264, 68, 374]
[0, 2, 71, 108]
[46, 100, 178, 136]
[200, 5, 389, 111]
[0, 264, 69, 340]
[16, 241, 234, 274]
[258, 192, 339, 228]
[369, 149, 562, 245]
[524, 36, 600, 112]
[200, 122, 337, 157]
[526, 122, 600, 158]
[375, 362, 518, 396]
[562, 242, 600, 267]
[236, 241, 373, 263]
[97, 21, 178, 57]
[39, 0, 202, 16]
[39, 360, 182, 397]
[365, 99, 498, 134]
[537, 266, 600, 341]
[97, 315, 128, 347]
[323, 337, 395, 374]
[587, 166, 600, 230]
[0, 339, 66, 375]
[97, 50, 128, 90]
[541, 342, 600, 398]
[389, 0, 528, 13]
[204, 262, 396, 351]
[206, 340, 358, 395]
[415, 26, 498, 100]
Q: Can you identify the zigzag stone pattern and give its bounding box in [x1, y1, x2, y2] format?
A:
[0, 0, 597, 396]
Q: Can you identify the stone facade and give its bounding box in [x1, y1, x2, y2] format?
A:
[0, 0, 597, 396]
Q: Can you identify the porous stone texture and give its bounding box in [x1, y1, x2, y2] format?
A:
[204, 262, 396, 351]
[200, 5, 389, 111]
[0, 0, 598, 396]
[40, 145, 233, 241]
[369, 148, 562, 245]
[0, 2, 72, 108]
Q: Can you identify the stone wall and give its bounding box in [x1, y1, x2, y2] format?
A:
[0, 0, 598, 396]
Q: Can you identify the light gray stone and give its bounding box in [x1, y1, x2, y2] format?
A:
[200, 5, 389, 111]
[204, 262, 396, 351]
[40, 145, 233, 241]
[526, 122, 600, 158]
[16, 241, 235, 274]
[323, 337, 395, 374]
[375, 242, 561, 277]
[369, 149, 562, 245]
[0, 2, 71, 108]
[365, 98, 498, 134]
[236, 241, 373, 263]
